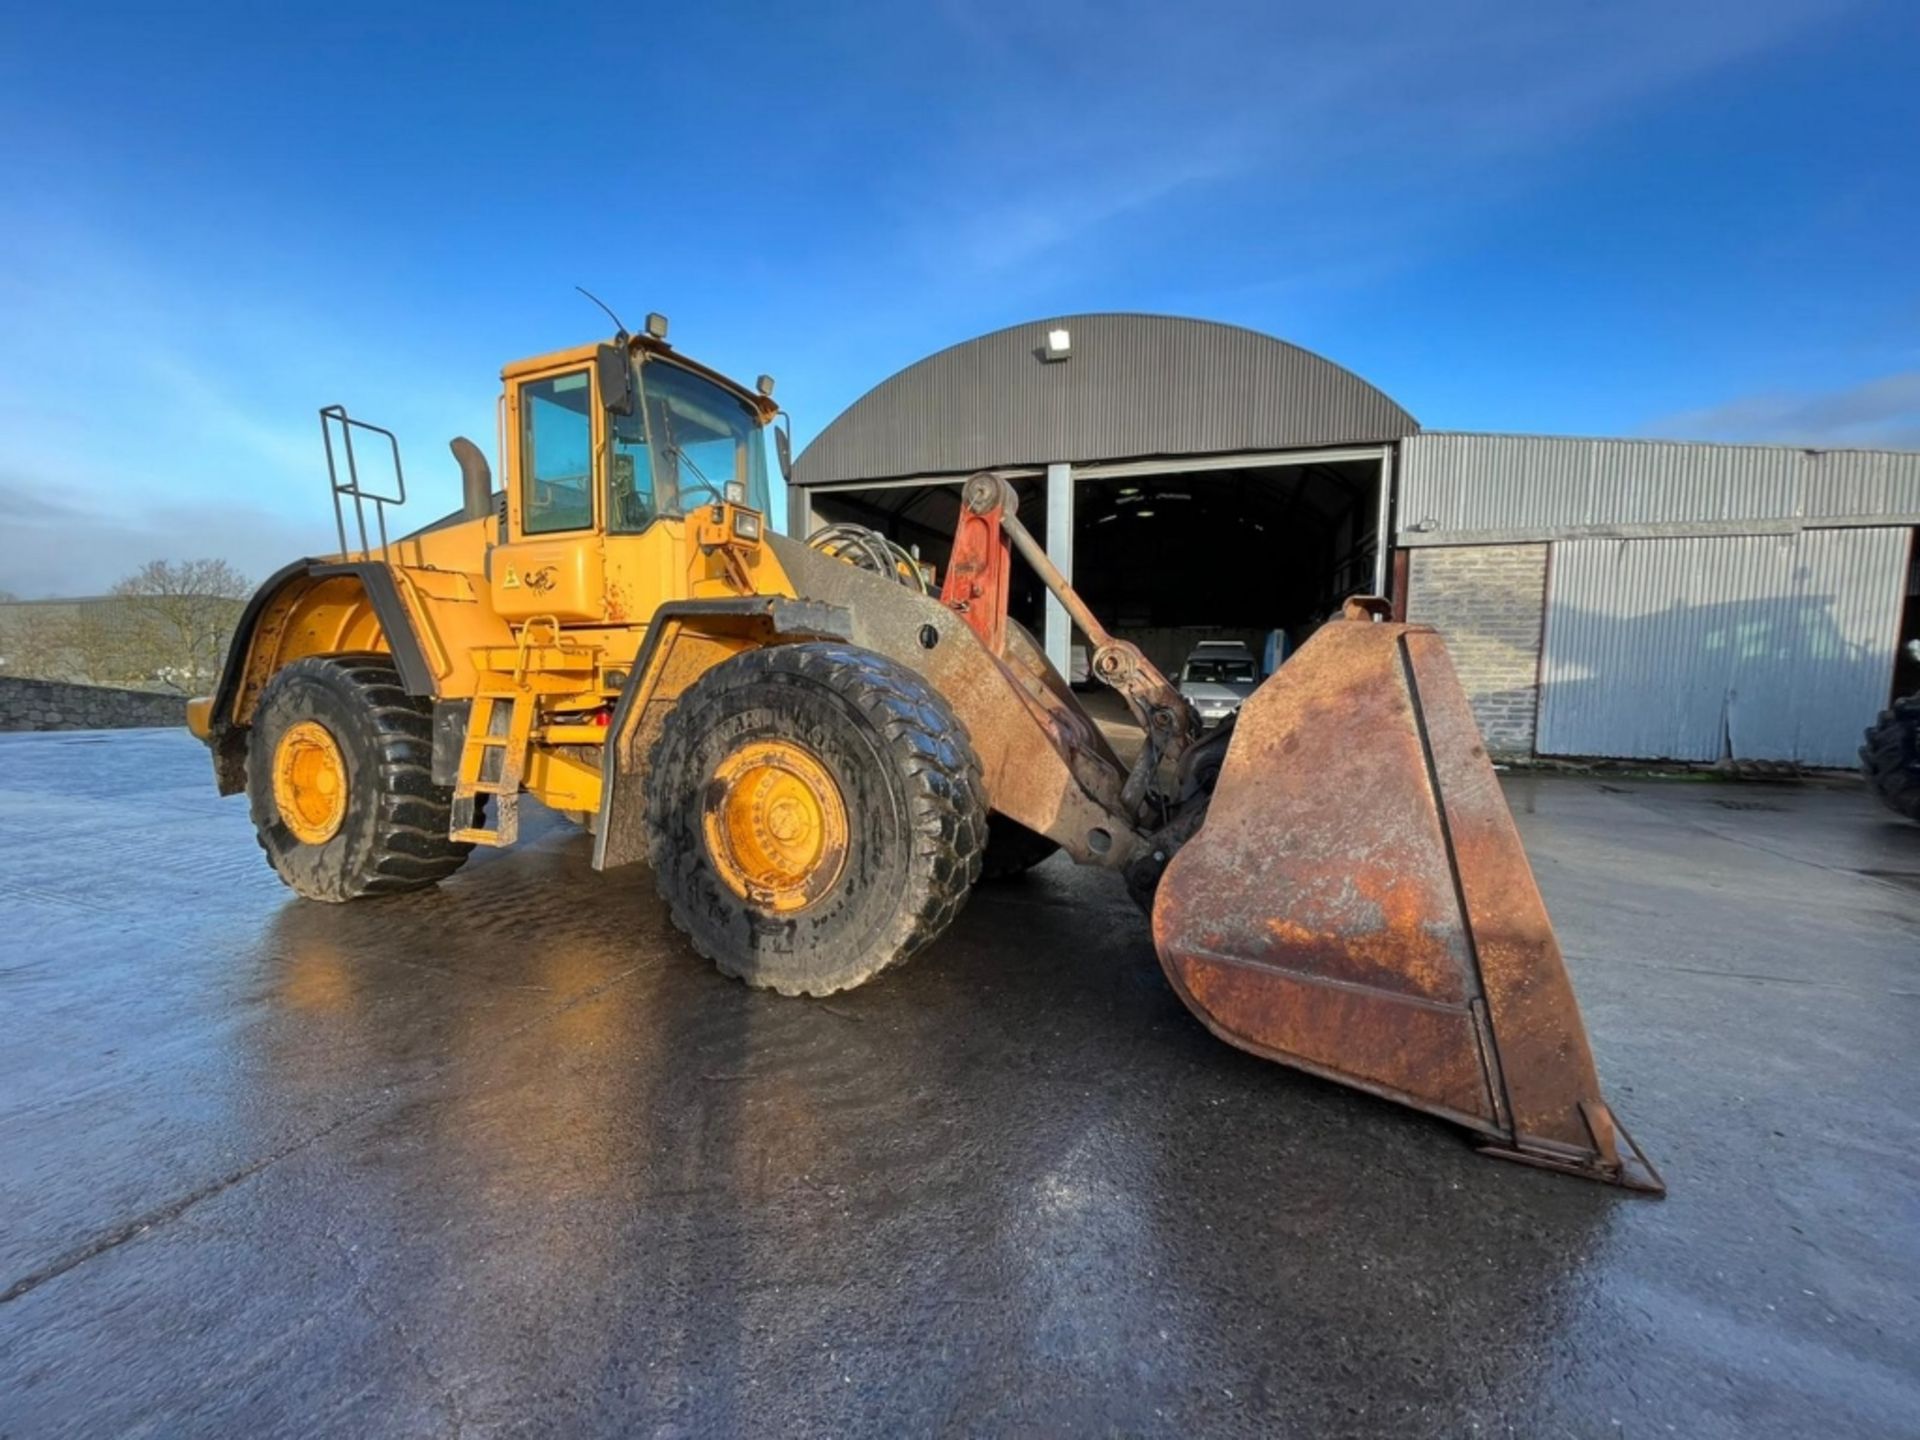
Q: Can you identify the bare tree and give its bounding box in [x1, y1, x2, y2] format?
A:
[0, 605, 87, 681]
[110, 559, 251, 694]
[0, 561, 250, 691]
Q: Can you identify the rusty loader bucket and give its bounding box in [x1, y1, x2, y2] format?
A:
[1152, 602, 1662, 1193]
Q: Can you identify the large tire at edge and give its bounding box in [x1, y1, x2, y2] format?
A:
[1861, 695, 1920, 823]
[645, 642, 988, 996]
[246, 655, 473, 901]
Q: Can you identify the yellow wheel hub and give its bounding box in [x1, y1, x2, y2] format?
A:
[702, 740, 849, 912]
[272, 720, 348, 846]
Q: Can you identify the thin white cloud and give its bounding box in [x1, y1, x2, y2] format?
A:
[0, 206, 498, 594]
[1646, 372, 1920, 450]
[884, 0, 1845, 280]
[0, 479, 321, 597]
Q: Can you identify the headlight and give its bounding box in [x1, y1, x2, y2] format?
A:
[732, 510, 762, 541]
[724, 480, 747, 504]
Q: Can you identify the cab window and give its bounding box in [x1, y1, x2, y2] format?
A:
[642, 359, 771, 514]
[607, 408, 657, 533]
[519, 372, 594, 534]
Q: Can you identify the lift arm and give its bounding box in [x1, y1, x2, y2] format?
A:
[941, 472, 1199, 815]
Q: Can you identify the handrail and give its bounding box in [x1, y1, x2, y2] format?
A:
[319, 405, 407, 562]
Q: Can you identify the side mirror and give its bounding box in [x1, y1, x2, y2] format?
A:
[597, 343, 634, 416]
[774, 413, 793, 484]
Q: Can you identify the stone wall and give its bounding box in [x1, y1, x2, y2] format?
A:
[0, 677, 187, 732]
[1403, 543, 1549, 756]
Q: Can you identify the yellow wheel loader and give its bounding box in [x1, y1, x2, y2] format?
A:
[188, 322, 1662, 1193]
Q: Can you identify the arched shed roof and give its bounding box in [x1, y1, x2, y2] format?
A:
[793, 313, 1416, 486]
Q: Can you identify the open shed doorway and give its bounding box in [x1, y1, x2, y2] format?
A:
[1069, 454, 1385, 748]
[805, 475, 1050, 638]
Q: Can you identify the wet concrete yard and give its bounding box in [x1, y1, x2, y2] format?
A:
[2, 728, 1918, 1436]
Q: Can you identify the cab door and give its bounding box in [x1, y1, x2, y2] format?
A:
[491, 366, 607, 623]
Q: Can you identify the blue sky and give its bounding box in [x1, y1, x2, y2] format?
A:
[1, 0, 1915, 595]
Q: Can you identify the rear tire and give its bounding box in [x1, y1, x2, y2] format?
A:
[645, 642, 987, 996]
[246, 655, 473, 901]
[1861, 695, 1920, 823]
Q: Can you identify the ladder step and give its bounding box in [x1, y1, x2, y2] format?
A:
[448, 689, 533, 846]
[450, 793, 519, 846]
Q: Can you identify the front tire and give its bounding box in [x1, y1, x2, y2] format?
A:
[246, 655, 473, 901]
[645, 642, 987, 996]
[1861, 696, 1920, 823]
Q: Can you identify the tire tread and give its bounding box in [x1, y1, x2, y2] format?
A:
[644, 642, 987, 996]
[247, 653, 472, 900]
[1860, 694, 1920, 823]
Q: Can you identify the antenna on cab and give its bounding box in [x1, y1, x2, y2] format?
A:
[575, 286, 629, 343]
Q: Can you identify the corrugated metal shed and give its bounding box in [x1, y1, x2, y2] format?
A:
[1399, 432, 1920, 544]
[792, 314, 1417, 487]
[1535, 528, 1911, 765]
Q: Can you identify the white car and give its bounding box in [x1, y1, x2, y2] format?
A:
[1179, 640, 1259, 726]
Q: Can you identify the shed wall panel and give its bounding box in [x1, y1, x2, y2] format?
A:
[1536, 529, 1909, 765]
[1400, 433, 1920, 542]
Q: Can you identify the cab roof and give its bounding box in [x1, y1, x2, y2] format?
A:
[499, 334, 777, 421]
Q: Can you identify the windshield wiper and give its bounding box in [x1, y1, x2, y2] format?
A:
[653, 404, 723, 503]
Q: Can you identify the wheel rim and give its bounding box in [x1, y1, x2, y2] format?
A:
[702, 740, 849, 912]
[273, 720, 348, 845]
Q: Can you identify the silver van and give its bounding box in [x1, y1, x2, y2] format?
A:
[1179, 640, 1259, 726]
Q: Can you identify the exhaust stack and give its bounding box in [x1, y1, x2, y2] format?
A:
[449, 436, 493, 521]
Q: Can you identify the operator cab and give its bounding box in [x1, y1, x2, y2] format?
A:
[508, 327, 775, 529]
[490, 327, 781, 623]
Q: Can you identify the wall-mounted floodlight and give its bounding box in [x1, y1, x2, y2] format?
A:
[1043, 327, 1072, 362]
[756, 374, 776, 397]
[645, 313, 670, 340]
